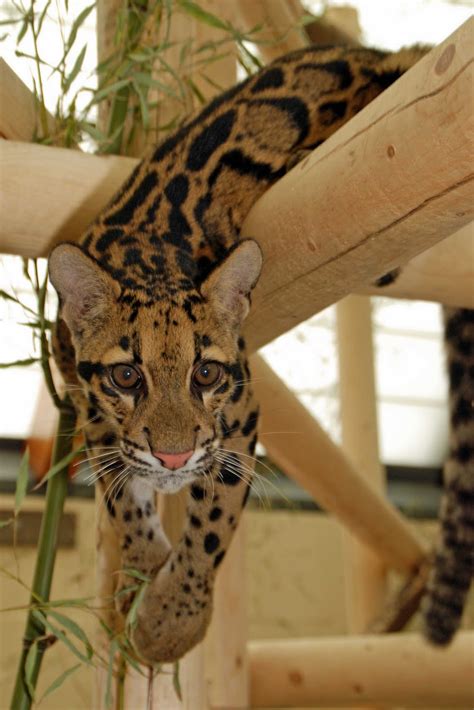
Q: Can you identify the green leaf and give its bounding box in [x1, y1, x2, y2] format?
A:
[24, 639, 39, 701]
[46, 609, 94, 659]
[121, 568, 151, 583]
[37, 0, 52, 35]
[16, 15, 29, 44]
[179, 0, 228, 30]
[65, 3, 94, 54]
[173, 661, 182, 701]
[31, 610, 93, 665]
[34, 445, 85, 489]
[0, 358, 40, 369]
[15, 449, 30, 516]
[0, 289, 36, 314]
[63, 44, 87, 93]
[0, 518, 12, 528]
[126, 583, 148, 631]
[105, 638, 118, 709]
[39, 663, 81, 702]
[132, 80, 149, 129]
[89, 78, 132, 105]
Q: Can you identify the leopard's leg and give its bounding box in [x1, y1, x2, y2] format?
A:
[130, 393, 259, 664]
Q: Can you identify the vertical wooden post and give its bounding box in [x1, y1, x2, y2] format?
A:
[336, 295, 387, 633]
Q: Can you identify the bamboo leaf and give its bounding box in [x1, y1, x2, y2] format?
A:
[31, 610, 93, 665]
[132, 79, 149, 129]
[37, 0, 52, 35]
[65, 3, 94, 53]
[126, 583, 148, 631]
[46, 609, 94, 659]
[0, 289, 37, 315]
[178, 0, 228, 30]
[89, 78, 132, 105]
[105, 638, 118, 709]
[122, 568, 151, 583]
[16, 15, 29, 44]
[39, 663, 81, 702]
[63, 44, 87, 93]
[33, 445, 85, 489]
[24, 640, 40, 701]
[0, 358, 40, 369]
[15, 448, 30, 515]
[0, 518, 13, 528]
[172, 661, 182, 701]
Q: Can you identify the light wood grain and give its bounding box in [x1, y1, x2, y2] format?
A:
[251, 355, 427, 573]
[243, 19, 474, 350]
[248, 632, 474, 707]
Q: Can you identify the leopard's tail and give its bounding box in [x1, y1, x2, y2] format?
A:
[422, 307, 474, 644]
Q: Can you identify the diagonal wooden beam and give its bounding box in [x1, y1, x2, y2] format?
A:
[243, 18, 474, 349]
[0, 58, 55, 141]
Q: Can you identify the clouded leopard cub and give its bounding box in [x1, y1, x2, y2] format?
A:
[49, 44, 470, 663]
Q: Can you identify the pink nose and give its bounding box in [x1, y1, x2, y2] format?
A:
[152, 449, 194, 470]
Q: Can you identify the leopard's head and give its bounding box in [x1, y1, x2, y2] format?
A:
[48, 240, 262, 493]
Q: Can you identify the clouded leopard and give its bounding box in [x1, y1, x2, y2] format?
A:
[49, 43, 471, 662]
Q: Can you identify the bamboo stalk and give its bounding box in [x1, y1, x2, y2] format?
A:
[10, 403, 76, 710]
[248, 633, 474, 707]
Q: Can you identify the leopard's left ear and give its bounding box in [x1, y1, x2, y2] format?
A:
[201, 239, 262, 326]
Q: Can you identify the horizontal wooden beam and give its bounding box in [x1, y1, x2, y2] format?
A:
[0, 141, 136, 257]
[243, 18, 474, 349]
[248, 633, 474, 708]
[251, 355, 426, 573]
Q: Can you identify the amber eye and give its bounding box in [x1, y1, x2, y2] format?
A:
[192, 361, 223, 389]
[110, 364, 143, 390]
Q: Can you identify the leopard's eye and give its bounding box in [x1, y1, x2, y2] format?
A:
[192, 361, 223, 389]
[110, 364, 143, 390]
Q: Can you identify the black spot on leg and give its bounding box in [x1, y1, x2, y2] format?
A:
[182, 583, 191, 593]
[449, 361, 465, 389]
[214, 550, 226, 568]
[136, 507, 143, 519]
[248, 435, 257, 455]
[190, 515, 202, 528]
[147, 529, 154, 541]
[209, 507, 222, 522]
[185, 535, 193, 548]
[191, 484, 206, 500]
[452, 397, 472, 427]
[319, 99, 347, 126]
[123, 510, 132, 522]
[218, 454, 241, 486]
[204, 532, 220, 554]
[119, 336, 130, 350]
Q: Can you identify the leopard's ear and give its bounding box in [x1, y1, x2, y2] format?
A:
[48, 244, 119, 338]
[201, 239, 262, 326]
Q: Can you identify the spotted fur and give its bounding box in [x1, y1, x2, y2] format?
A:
[49, 45, 433, 663]
[422, 308, 474, 644]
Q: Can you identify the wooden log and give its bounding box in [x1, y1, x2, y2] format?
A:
[251, 355, 426, 573]
[1, 137, 471, 311]
[0, 58, 55, 141]
[248, 632, 474, 708]
[235, 0, 305, 62]
[243, 18, 474, 350]
[336, 296, 387, 632]
[361, 221, 474, 308]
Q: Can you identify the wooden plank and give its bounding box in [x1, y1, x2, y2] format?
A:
[251, 355, 426, 574]
[242, 18, 474, 350]
[248, 632, 474, 708]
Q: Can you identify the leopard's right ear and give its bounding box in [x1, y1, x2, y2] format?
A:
[48, 244, 119, 338]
